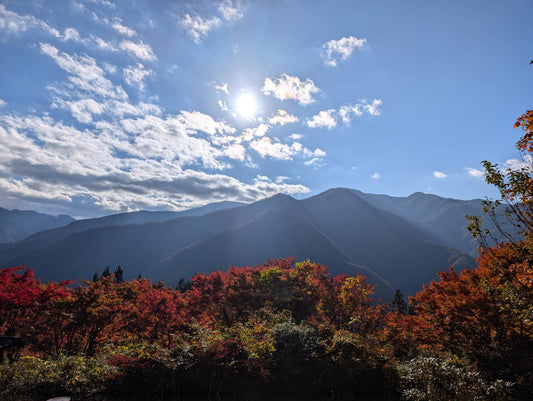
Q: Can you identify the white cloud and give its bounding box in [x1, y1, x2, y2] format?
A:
[289, 133, 302, 140]
[84, 0, 115, 8]
[224, 143, 246, 161]
[40, 43, 127, 100]
[254, 174, 270, 182]
[119, 40, 157, 61]
[303, 147, 327, 166]
[241, 123, 270, 141]
[113, 22, 136, 37]
[179, 14, 221, 43]
[213, 82, 230, 95]
[339, 99, 382, 124]
[219, 0, 243, 21]
[103, 63, 117, 74]
[0, 4, 61, 38]
[306, 109, 337, 129]
[58, 98, 104, 124]
[371, 173, 380, 179]
[63, 27, 82, 41]
[262, 74, 319, 105]
[0, 108, 312, 214]
[363, 98, 382, 116]
[322, 36, 366, 67]
[465, 167, 485, 178]
[307, 99, 382, 129]
[276, 176, 289, 183]
[178, 110, 235, 135]
[269, 109, 299, 126]
[250, 137, 303, 160]
[0, 99, 6, 108]
[504, 155, 533, 171]
[217, 99, 229, 111]
[123, 63, 153, 91]
[433, 171, 447, 179]
[93, 35, 118, 51]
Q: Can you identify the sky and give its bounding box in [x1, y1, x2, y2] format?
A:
[0, 0, 531, 218]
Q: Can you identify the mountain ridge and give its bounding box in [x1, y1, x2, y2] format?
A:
[0, 188, 482, 296]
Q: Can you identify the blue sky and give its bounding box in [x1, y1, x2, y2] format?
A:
[0, 0, 531, 217]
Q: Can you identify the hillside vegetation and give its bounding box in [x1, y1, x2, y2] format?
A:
[1, 111, 532, 400]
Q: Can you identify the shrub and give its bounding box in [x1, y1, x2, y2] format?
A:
[399, 355, 513, 401]
[0, 354, 116, 400]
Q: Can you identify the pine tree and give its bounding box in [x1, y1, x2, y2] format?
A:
[102, 266, 110, 277]
[391, 289, 407, 315]
[114, 266, 124, 283]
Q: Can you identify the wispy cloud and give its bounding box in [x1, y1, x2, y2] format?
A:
[123, 63, 153, 91]
[112, 22, 137, 37]
[465, 167, 485, 178]
[0, 4, 61, 38]
[433, 171, 447, 179]
[40, 43, 127, 100]
[262, 74, 319, 105]
[213, 82, 230, 95]
[179, 14, 221, 43]
[307, 99, 382, 130]
[219, 0, 243, 21]
[371, 173, 380, 179]
[322, 35, 366, 67]
[119, 40, 157, 61]
[268, 109, 299, 126]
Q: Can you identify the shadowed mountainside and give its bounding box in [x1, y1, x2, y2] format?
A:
[0, 189, 478, 296]
[0, 208, 74, 243]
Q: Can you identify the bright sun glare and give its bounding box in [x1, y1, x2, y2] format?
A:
[235, 93, 257, 118]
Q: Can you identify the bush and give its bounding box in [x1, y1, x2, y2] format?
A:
[0, 354, 117, 400]
[398, 355, 513, 401]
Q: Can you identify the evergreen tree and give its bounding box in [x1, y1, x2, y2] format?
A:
[102, 266, 110, 277]
[114, 266, 124, 283]
[92, 272, 99, 282]
[177, 278, 192, 292]
[391, 289, 407, 315]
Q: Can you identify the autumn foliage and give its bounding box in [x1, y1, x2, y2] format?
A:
[2, 111, 533, 399]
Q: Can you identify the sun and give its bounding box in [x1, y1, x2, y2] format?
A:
[235, 93, 257, 119]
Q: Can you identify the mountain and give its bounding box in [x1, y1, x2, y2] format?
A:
[0, 190, 477, 297]
[0, 201, 244, 264]
[351, 190, 490, 257]
[0, 208, 74, 243]
[302, 188, 473, 292]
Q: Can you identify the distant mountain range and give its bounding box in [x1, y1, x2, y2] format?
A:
[0, 208, 74, 243]
[0, 189, 488, 297]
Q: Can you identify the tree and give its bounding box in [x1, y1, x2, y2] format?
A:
[467, 110, 533, 248]
[114, 266, 124, 284]
[391, 289, 408, 315]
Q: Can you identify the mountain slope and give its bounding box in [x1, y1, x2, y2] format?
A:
[352, 190, 488, 256]
[151, 204, 393, 298]
[0, 208, 74, 243]
[0, 196, 304, 281]
[0, 201, 244, 265]
[302, 188, 474, 294]
[0, 189, 476, 296]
